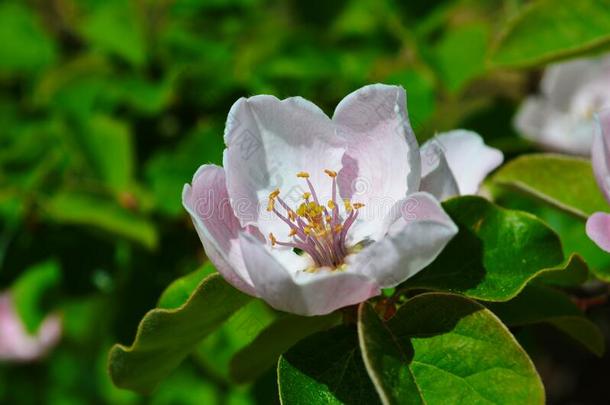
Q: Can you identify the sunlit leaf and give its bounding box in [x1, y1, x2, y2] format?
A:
[358, 294, 544, 404]
[403, 196, 565, 301]
[489, 0, 610, 68]
[493, 154, 607, 220]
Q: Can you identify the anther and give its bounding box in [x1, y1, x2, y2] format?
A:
[297, 172, 310, 178]
[269, 189, 280, 199]
[267, 199, 275, 212]
[353, 203, 365, 209]
[269, 233, 277, 246]
[324, 169, 337, 178]
[327, 200, 336, 210]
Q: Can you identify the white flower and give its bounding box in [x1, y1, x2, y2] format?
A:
[183, 84, 503, 315]
[515, 54, 610, 155]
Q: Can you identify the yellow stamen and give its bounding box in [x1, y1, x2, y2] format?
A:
[327, 200, 336, 210]
[267, 199, 275, 212]
[303, 192, 311, 200]
[325, 215, 332, 224]
[344, 199, 353, 212]
[353, 203, 365, 209]
[303, 226, 312, 235]
[288, 211, 296, 221]
[324, 169, 337, 178]
[333, 224, 343, 233]
[297, 171, 310, 178]
[269, 233, 277, 246]
[269, 188, 280, 199]
[289, 228, 297, 237]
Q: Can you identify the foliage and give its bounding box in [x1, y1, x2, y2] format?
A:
[2, 0, 610, 404]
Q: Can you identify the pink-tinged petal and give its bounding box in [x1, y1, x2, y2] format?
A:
[349, 192, 458, 288]
[333, 84, 421, 241]
[223, 96, 345, 238]
[592, 109, 610, 202]
[239, 234, 380, 316]
[0, 293, 61, 362]
[183, 165, 257, 296]
[515, 98, 595, 155]
[586, 212, 610, 253]
[419, 144, 460, 201]
[426, 130, 503, 195]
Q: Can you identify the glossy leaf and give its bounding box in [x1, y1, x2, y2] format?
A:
[487, 285, 604, 356]
[403, 196, 565, 301]
[493, 154, 607, 220]
[230, 313, 340, 383]
[108, 274, 252, 394]
[488, 0, 610, 68]
[358, 294, 545, 405]
[278, 325, 381, 405]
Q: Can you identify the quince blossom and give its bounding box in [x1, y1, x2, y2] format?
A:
[515, 54, 610, 155]
[183, 84, 503, 315]
[587, 110, 610, 252]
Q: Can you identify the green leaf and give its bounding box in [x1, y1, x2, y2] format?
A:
[83, 115, 134, 193]
[158, 263, 217, 309]
[487, 285, 604, 356]
[278, 325, 381, 405]
[534, 254, 588, 287]
[358, 294, 544, 405]
[230, 313, 340, 383]
[44, 192, 157, 249]
[493, 154, 607, 220]
[0, 2, 56, 72]
[403, 196, 565, 301]
[488, 0, 610, 68]
[80, 2, 146, 66]
[432, 23, 489, 93]
[194, 299, 277, 381]
[145, 125, 224, 217]
[108, 273, 252, 394]
[11, 260, 61, 333]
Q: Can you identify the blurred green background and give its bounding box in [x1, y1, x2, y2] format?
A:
[1, 0, 610, 404]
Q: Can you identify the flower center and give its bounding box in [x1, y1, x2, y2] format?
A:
[267, 170, 364, 270]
